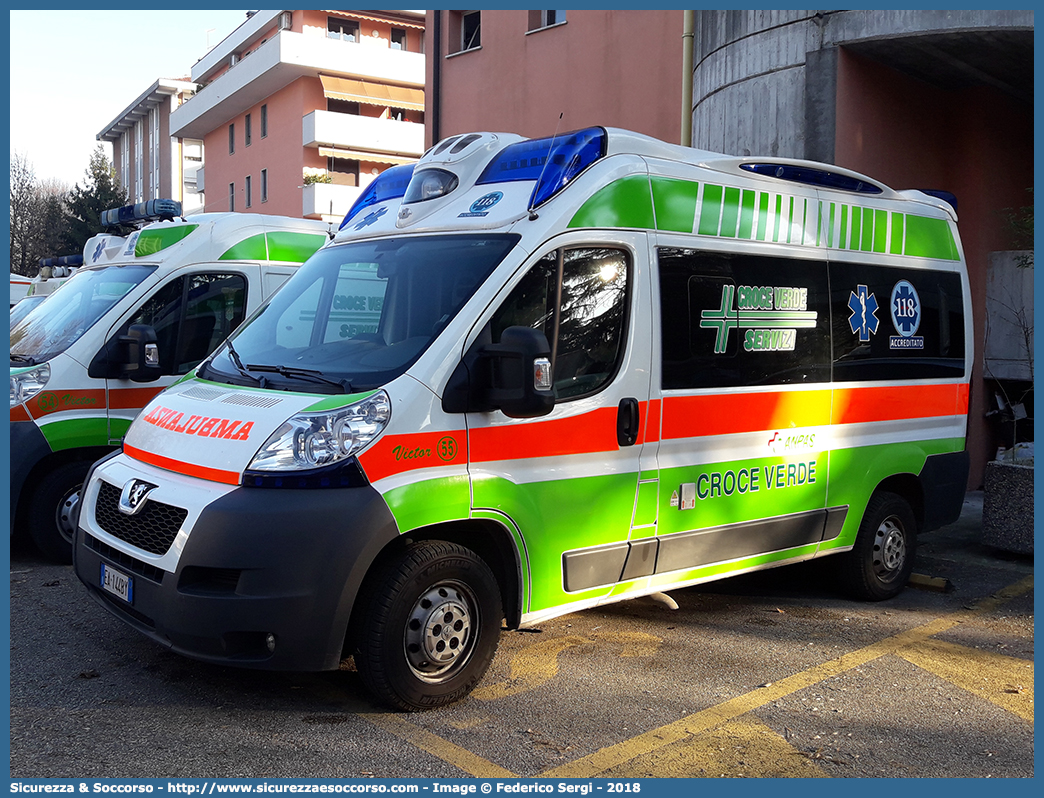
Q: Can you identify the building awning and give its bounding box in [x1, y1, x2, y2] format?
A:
[324, 10, 425, 30]
[320, 75, 424, 111]
[319, 147, 417, 166]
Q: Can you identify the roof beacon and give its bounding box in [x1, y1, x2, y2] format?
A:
[100, 199, 183, 228]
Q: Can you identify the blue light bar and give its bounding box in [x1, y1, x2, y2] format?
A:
[39, 255, 84, 268]
[476, 127, 607, 209]
[739, 163, 882, 195]
[340, 164, 416, 229]
[101, 198, 182, 228]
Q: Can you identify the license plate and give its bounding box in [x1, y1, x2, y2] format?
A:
[100, 563, 133, 604]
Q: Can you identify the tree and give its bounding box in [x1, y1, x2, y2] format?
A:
[62, 145, 127, 255]
[10, 151, 44, 275]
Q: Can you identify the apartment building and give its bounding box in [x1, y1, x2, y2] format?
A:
[97, 79, 203, 213]
[425, 10, 685, 147]
[169, 9, 426, 223]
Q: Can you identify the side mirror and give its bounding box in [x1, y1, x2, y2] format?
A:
[119, 324, 161, 382]
[443, 326, 555, 418]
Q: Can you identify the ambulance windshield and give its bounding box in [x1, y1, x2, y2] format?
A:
[203, 234, 520, 393]
[10, 265, 155, 364]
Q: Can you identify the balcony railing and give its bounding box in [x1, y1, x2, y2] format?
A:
[303, 182, 364, 221]
[303, 111, 424, 159]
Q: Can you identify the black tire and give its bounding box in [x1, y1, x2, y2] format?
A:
[354, 541, 502, 711]
[26, 460, 92, 564]
[841, 491, 917, 601]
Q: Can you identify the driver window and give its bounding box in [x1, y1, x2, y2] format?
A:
[490, 247, 629, 400]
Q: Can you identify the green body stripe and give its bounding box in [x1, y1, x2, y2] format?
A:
[265, 231, 326, 263]
[737, 190, 756, 239]
[773, 195, 782, 241]
[698, 185, 724, 236]
[873, 209, 888, 253]
[633, 481, 658, 527]
[720, 187, 741, 238]
[904, 215, 959, 260]
[135, 225, 198, 257]
[220, 233, 268, 261]
[567, 175, 654, 230]
[861, 208, 874, 251]
[786, 197, 795, 243]
[839, 205, 848, 249]
[827, 203, 836, 248]
[650, 177, 699, 233]
[302, 390, 376, 412]
[109, 418, 132, 443]
[890, 212, 905, 255]
[756, 192, 770, 240]
[39, 417, 109, 450]
[382, 474, 471, 534]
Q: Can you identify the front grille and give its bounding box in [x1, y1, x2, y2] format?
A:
[84, 533, 165, 584]
[94, 480, 188, 555]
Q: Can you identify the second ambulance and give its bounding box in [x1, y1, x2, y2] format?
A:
[74, 128, 971, 711]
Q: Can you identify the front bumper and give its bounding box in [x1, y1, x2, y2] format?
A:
[74, 456, 399, 671]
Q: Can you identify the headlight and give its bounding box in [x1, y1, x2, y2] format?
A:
[247, 390, 391, 472]
[11, 364, 50, 408]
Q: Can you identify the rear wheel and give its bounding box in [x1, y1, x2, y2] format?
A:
[354, 541, 502, 711]
[27, 460, 92, 564]
[842, 491, 917, 601]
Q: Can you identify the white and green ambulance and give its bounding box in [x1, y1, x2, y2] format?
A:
[73, 129, 971, 711]
[11, 202, 329, 560]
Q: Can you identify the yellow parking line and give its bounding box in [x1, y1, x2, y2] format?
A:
[472, 635, 587, 701]
[540, 575, 1033, 778]
[898, 638, 1034, 721]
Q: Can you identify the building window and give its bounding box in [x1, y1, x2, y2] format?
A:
[245, 113, 252, 147]
[229, 182, 235, 212]
[461, 11, 481, 51]
[390, 28, 407, 50]
[245, 175, 252, 208]
[261, 104, 268, 138]
[328, 17, 359, 42]
[229, 123, 235, 155]
[260, 169, 268, 203]
[528, 10, 566, 31]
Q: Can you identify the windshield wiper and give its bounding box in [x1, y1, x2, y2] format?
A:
[11, 354, 37, 366]
[244, 363, 352, 393]
[223, 340, 266, 387]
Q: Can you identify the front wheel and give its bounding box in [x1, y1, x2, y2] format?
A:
[841, 491, 917, 601]
[353, 541, 502, 711]
[27, 460, 92, 564]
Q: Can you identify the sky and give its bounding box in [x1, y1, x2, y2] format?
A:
[9, 9, 251, 187]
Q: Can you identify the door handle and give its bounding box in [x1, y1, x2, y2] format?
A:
[617, 397, 640, 447]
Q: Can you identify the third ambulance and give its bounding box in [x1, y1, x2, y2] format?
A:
[74, 129, 971, 711]
[12, 201, 329, 560]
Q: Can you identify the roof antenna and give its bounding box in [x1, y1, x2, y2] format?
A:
[528, 113, 564, 221]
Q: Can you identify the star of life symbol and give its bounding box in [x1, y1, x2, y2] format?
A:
[847, 285, 879, 342]
[354, 206, 388, 230]
[118, 478, 159, 516]
[92, 241, 105, 263]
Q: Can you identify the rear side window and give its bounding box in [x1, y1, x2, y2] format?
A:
[831, 263, 965, 381]
[658, 248, 830, 389]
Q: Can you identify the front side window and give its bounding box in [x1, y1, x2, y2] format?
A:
[202, 234, 520, 392]
[10, 265, 155, 363]
[489, 247, 630, 400]
[119, 273, 247, 376]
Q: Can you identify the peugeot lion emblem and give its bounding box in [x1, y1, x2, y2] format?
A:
[118, 479, 159, 516]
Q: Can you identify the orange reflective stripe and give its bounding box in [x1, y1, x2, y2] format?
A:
[124, 443, 240, 486]
[831, 383, 966, 425]
[358, 430, 467, 483]
[10, 405, 31, 423]
[470, 407, 619, 463]
[109, 386, 165, 410]
[661, 383, 967, 440]
[662, 390, 832, 440]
